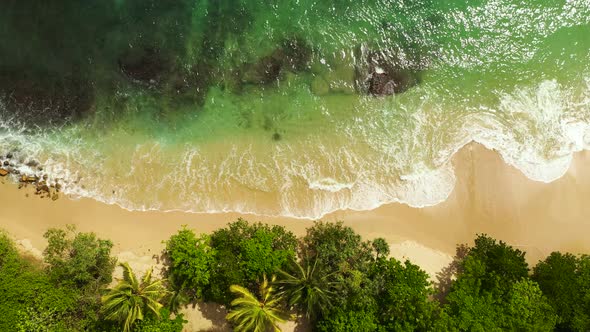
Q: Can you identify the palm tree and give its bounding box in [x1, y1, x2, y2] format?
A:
[101, 262, 168, 332]
[226, 275, 291, 332]
[276, 258, 336, 321]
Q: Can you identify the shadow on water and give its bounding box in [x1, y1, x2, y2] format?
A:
[0, 0, 252, 127]
[0, 0, 428, 129]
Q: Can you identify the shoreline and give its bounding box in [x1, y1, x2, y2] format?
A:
[2, 142, 590, 270]
[4, 142, 590, 331]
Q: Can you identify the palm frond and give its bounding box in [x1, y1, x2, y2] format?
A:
[102, 263, 166, 332]
[227, 274, 290, 332]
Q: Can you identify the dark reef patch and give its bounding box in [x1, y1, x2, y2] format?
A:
[239, 37, 312, 87]
[0, 70, 94, 127]
[356, 50, 422, 96]
[118, 47, 173, 87]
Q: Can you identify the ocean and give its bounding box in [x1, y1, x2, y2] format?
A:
[0, 0, 589, 218]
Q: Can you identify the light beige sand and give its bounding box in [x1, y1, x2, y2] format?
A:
[2, 143, 590, 330]
[3, 142, 590, 268]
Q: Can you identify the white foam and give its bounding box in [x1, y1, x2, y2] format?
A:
[1, 76, 590, 221]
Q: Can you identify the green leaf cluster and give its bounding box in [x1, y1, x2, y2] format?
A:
[164, 226, 215, 300]
[208, 218, 297, 304]
[440, 234, 557, 331]
[533, 252, 590, 331]
[43, 225, 117, 289]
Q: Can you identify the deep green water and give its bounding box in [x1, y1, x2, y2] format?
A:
[0, 0, 589, 218]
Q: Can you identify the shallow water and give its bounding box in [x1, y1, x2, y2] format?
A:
[0, 0, 589, 218]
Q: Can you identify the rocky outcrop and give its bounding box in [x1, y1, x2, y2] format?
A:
[118, 47, 173, 87]
[240, 37, 312, 86]
[356, 49, 421, 96]
[0, 71, 94, 127]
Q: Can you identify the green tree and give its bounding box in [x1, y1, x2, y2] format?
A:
[316, 308, 378, 332]
[299, 221, 380, 323]
[440, 236, 556, 331]
[133, 308, 187, 332]
[504, 279, 557, 331]
[371, 238, 389, 259]
[532, 252, 590, 331]
[277, 258, 337, 321]
[164, 226, 215, 302]
[101, 263, 168, 332]
[226, 275, 291, 332]
[208, 219, 297, 304]
[300, 221, 373, 273]
[371, 258, 437, 331]
[0, 231, 82, 331]
[465, 234, 528, 294]
[43, 225, 116, 289]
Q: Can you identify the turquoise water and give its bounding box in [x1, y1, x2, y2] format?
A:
[0, 1, 589, 218]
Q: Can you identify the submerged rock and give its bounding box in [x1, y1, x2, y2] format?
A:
[311, 77, 330, 96]
[0, 169, 8, 176]
[240, 37, 312, 86]
[0, 71, 94, 126]
[368, 69, 418, 96]
[242, 55, 283, 85]
[118, 47, 172, 86]
[356, 49, 421, 96]
[279, 37, 312, 72]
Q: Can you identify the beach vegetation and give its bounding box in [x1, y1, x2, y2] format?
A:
[133, 308, 187, 332]
[439, 234, 557, 331]
[300, 221, 374, 273]
[370, 257, 438, 331]
[164, 226, 215, 303]
[0, 231, 92, 331]
[208, 218, 297, 304]
[316, 308, 379, 332]
[276, 257, 337, 321]
[3, 222, 590, 332]
[43, 224, 117, 290]
[226, 274, 291, 332]
[533, 252, 590, 331]
[101, 262, 168, 332]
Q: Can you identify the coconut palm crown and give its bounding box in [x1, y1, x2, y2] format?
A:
[276, 257, 337, 321]
[226, 274, 291, 332]
[101, 262, 167, 332]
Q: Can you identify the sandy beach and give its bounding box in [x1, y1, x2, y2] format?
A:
[2, 142, 590, 330]
[2, 142, 590, 267]
[2, 142, 589, 263]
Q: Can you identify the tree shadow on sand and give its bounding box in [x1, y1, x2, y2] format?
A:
[195, 302, 231, 332]
[433, 244, 469, 303]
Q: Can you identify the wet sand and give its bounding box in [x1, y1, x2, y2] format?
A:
[3, 142, 590, 331]
[1, 142, 589, 273]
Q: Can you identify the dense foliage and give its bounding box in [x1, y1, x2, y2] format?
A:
[0, 228, 116, 331]
[2, 221, 589, 331]
[226, 275, 291, 332]
[532, 252, 590, 331]
[164, 226, 215, 301]
[439, 235, 557, 331]
[208, 218, 298, 304]
[101, 263, 168, 332]
[44, 225, 117, 290]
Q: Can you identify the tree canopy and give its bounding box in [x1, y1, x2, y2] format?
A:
[43, 225, 116, 289]
[533, 252, 590, 331]
[208, 218, 297, 304]
[164, 226, 215, 301]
